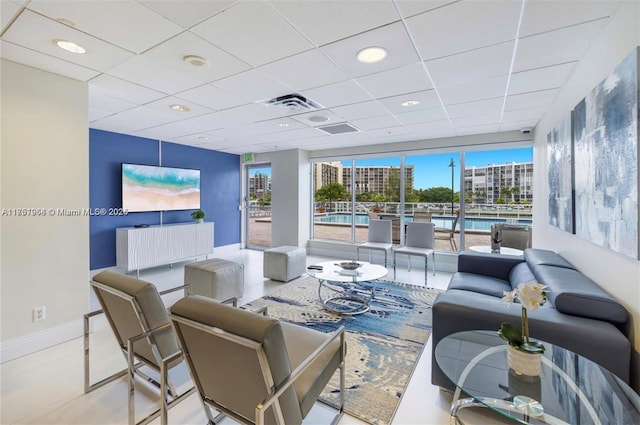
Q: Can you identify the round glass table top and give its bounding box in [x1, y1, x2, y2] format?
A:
[306, 260, 388, 283]
[435, 330, 640, 424]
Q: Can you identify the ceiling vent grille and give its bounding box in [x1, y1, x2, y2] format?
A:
[317, 123, 360, 135]
[258, 93, 322, 113]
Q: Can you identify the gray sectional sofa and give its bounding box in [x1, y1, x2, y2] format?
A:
[431, 248, 631, 390]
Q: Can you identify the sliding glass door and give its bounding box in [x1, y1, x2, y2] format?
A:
[245, 164, 271, 249]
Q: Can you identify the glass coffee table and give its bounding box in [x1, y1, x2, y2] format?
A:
[435, 330, 640, 424]
[306, 261, 388, 315]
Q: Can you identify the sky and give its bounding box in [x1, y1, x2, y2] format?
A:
[249, 147, 533, 191]
[343, 147, 533, 190]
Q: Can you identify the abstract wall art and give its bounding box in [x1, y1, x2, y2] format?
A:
[548, 112, 574, 233]
[573, 47, 638, 260]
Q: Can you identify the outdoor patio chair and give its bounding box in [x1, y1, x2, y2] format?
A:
[84, 270, 235, 425]
[357, 219, 393, 267]
[169, 295, 346, 425]
[495, 223, 532, 250]
[413, 211, 432, 222]
[392, 222, 436, 284]
[434, 215, 458, 250]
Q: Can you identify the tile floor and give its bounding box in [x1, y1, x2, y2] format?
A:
[1, 249, 509, 425]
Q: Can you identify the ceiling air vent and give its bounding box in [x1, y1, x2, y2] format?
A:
[258, 93, 322, 113]
[317, 123, 360, 135]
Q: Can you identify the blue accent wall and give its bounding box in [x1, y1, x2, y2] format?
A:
[89, 129, 241, 270]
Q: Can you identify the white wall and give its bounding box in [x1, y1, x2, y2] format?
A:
[533, 2, 640, 355]
[1, 60, 89, 359]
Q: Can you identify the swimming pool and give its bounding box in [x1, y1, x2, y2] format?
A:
[314, 213, 531, 231]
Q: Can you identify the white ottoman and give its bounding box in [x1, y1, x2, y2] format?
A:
[184, 258, 244, 300]
[263, 246, 306, 282]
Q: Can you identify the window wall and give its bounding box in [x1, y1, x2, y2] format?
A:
[311, 146, 533, 252]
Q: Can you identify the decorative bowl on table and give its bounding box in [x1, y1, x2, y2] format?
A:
[337, 261, 361, 270]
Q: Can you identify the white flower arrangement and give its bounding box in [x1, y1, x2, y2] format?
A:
[498, 282, 548, 354]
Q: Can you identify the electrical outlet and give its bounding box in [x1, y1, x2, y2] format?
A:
[33, 306, 45, 322]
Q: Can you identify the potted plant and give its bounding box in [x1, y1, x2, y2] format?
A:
[190, 209, 205, 223]
[499, 282, 548, 376]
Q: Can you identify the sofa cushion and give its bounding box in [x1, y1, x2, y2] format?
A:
[533, 265, 628, 324]
[447, 272, 512, 298]
[524, 248, 574, 269]
[509, 262, 536, 289]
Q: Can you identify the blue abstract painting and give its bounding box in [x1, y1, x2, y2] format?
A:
[548, 112, 574, 233]
[573, 47, 638, 259]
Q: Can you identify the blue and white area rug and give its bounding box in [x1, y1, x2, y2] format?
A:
[246, 277, 443, 425]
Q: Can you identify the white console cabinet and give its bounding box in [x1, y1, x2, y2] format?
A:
[116, 222, 214, 274]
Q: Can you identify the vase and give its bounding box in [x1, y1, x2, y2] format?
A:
[507, 345, 541, 376]
[196, 218, 204, 224]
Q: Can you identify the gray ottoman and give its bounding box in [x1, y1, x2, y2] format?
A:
[184, 258, 244, 300]
[263, 246, 306, 282]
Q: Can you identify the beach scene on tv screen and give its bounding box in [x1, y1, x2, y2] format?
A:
[122, 164, 200, 212]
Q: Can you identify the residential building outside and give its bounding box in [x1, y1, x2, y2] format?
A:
[464, 161, 534, 204]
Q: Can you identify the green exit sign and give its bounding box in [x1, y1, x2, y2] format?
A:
[243, 152, 254, 162]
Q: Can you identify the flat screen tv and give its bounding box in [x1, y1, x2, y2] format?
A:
[122, 163, 201, 212]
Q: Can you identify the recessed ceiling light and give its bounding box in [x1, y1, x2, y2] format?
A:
[308, 115, 329, 123]
[356, 46, 387, 64]
[197, 135, 208, 140]
[401, 100, 420, 107]
[53, 39, 86, 54]
[278, 122, 290, 127]
[170, 104, 190, 112]
[183, 55, 209, 67]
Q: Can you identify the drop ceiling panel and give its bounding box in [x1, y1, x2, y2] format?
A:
[456, 124, 501, 136]
[1, 40, 100, 81]
[504, 89, 559, 111]
[350, 114, 402, 130]
[356, 62, 432, 99]
[92, 105, 182, 134]
[1, 1, 21, 32]
[508, 62, 576, 95]
[88, 91, 137, 122]
[259, 48, 349, 91]
[438, 75, 508, 105]
[212, 69, 294, 102]
[137, 0, 233, 28]
[302, 80, 374, 108]
[107, 55, 204, 94]
[394, 106, 447, 125]
[513, 20, 606, 72]
[132, 119, 212, 140]
[144, 96, 215, 117]
[1, 10, 133, 71]
[377, 89, 441, 113]
[191, 1, 313, 67]
[142, 31, 251, 82]
[519, 0, 620, 37]
[502, 107, 547, 123]
[426, 41, 514, 88]
[27, 0, 183, 53]
[331, 101, 390, 121]
[394, 0, 457, 19]
[320, 22, 420, 79]
[169, 132, 226, 146]
[405, 0, 521, 60]
[290, 109, 344, 127]
[218, 103, 282, 126]
[404, 119, 454, 137]
[269, 0, 399, 46]
[89, 74, 166, 105]
[175, 84, 248, 111]
[445, 98, 503, 119]
[451, 112, 501, 128]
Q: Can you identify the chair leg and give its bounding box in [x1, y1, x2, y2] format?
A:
[432, 252, 437, 276]
[393, 252, 397, 279]
[424, 257, 427, 285]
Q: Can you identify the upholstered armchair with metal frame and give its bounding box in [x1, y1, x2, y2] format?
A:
[495, 223, 532, 250]
[169, 295, 346, 425]
[357, 219, 393, 267]
[392, 222, 436, 284]
[84, 270, 234, 425]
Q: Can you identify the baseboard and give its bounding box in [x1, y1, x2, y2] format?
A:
[0, 319, 83, 363]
